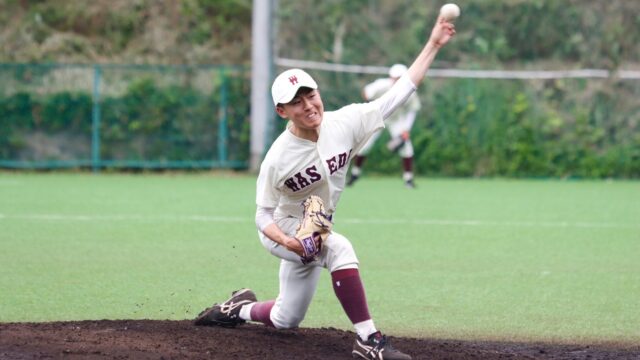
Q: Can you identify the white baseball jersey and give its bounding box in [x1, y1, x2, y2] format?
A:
[256, 102, 384, 226]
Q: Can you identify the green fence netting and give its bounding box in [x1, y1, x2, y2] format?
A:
[0, 63, 250, 170]
[1, 63, 638, 177]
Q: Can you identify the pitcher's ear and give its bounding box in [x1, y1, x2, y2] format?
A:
[275, 104, 288, 119]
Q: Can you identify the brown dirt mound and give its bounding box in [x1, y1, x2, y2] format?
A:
[1, 320, 638, 360]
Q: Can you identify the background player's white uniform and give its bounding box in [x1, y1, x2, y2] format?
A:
[359, 78, 421, 158]
[347, 64, 422, 188]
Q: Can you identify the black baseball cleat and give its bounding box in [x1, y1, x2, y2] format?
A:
[347, 174, 359, 187]
[352, 331, 412, 360]
[404, 179, 416, 189]
[194, 288, 257, 327]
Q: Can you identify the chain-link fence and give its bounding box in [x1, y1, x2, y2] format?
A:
[1, 63, 638, 177]
[0, 63, 250, 170]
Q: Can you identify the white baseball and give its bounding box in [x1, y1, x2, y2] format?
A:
[440, 3, 460, 21]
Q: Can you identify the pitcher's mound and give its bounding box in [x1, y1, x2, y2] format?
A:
[1, 320, 638, 359]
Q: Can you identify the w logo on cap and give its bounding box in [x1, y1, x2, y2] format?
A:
[272, 69, 317, 106]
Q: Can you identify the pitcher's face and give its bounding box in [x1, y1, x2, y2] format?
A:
[276, 88, 324, 131]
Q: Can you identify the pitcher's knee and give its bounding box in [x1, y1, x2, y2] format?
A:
[324, 233, 358, 272]
[271, 313, 304, 329]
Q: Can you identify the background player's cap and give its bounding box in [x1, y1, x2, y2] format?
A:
[271, 68, 318, 106]
[388, 64, 408, 79]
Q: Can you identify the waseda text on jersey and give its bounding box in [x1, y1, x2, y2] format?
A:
[284, 149, 352, 192]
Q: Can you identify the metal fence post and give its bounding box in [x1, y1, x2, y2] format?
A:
[218, 67, 229, 165]
[250, 0, 275, 172]
[91, 65, 102, 172]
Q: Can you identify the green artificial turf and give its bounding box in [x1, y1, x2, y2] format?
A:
[1, 173, 638, 345]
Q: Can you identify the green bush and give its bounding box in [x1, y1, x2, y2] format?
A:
[0, 68, 250, 165]
[41, 92, 92, 132]
[356, 77, 639, 179]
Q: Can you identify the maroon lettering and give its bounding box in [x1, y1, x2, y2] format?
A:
[294, 173, 310, 188]
[284, 166, 324, 192]
[326, 156, 338, 175]
[284, 178, 299, 191]
[325, 149, 353, 175]
[338, 152, 347, 168]
[306, 166, 321, 183]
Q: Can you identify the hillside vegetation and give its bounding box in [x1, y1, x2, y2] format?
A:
[1, 0, 638, 69]
[0, 0, 252, 64]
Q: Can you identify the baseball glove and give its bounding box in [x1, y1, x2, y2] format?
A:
[295, 195, 333, 264]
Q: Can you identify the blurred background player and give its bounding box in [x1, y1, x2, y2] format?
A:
[347, 64, 421, 189]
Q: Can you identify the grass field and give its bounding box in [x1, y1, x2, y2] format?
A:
[1, 172, 638, 345]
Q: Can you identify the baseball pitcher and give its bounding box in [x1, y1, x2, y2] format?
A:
[195, 14, 456, 360]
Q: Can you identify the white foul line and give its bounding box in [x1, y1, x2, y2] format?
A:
[0, 213, 637, 229]
[0, 213, 248, 223]
[342, 218, 638, 229]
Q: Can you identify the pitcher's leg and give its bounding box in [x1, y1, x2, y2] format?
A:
[240, 259, 321, 329]
[270, 259, 322, 329]
[319, 232, 377, 340]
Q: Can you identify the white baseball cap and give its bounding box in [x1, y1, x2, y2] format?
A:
[388, 64, 408, 78]
[271, 68, 318, 106]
